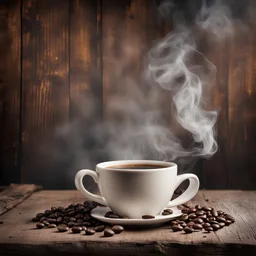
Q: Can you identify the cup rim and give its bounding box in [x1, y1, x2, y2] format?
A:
[97, 160, 176, 171]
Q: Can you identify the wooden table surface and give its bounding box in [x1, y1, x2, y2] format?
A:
[0, 190, 256, 256]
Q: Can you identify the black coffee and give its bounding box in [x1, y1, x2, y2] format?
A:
[107, 164, 166, 169]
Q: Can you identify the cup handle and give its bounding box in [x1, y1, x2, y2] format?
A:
[167, 173, 200, 208]
[75, 169, 107, 206]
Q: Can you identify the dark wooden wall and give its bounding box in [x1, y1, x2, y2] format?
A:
[0, 0, 256, 189]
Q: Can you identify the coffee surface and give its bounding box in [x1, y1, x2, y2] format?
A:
[107, 164, 166, 169]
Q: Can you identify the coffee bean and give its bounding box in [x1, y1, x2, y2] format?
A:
[184, 227, 194, 233]
[104, 228, 115, 237]
[162, 211, 172, 215]
[69, 217, 76, 222]
[57, 224, 69, 232]
[217, 217, 226, 222]
[172, 225, 183, 232]
[163, 209, 173, 214]
[32, 217, 38, 222]
[81, 226, 87, 231]
[95, 225, 105, 232]
[75, 214, 83, 219]
[36, 213, 44, 219]
[107, 214, 120, 218]
[58, 207, 65, 213]
[188, 213, 197, 219]
[40, 217, 47, 222]
[83, 221, 91, 226]
[202, 206, 212, 211]
[225, 220, 232, 226]
[203, 223, 211, 229]
[179, 214, 189, 221]
[207, 212, 212, 217]
[187, 221, 195, 227]
[36, 223, 44, 229]
[195, 210, 205, 216]
[205, 227, 213, 232]
[170, 221, 178, 225]
[104, 211, 113, 217]
[77, 219, 83, 224]
[200, 214, 207, 220]
[68, 221, 75, 228]
[85, 228, 95, 235]
[57, 217, 63, 223]
[188, 208, 197, 213]
[181, 208, 190, 214]
[72, 226, 82, 233]
[211, 209, 218, 217]
[210, 220, 219, 224]
[48, 213, 56, 218]
[194, 218, 203, 224]
[218, 222, 225, 228]
[217, 210, 224, 215]
[211, 224, 220, 231]
[48, 224, 57, 228]
[112, 225, 124, 234]
[51, 207, 57, 212]
[208, 217, 216, 222]
[68, 211, 76, 217]
[195, 205, 202, 210]
[142, 215, 155, 219]
[44, 210, 52, 216]
[225, 214, 235, 222]
[63, 216, 70, 221]
[42, 220, 49, 226]
[192, 224, 203, 230]
[182, 203, 190, 208]
[47, 218, 56, 224]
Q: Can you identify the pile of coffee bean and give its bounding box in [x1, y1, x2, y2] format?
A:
[32, 201, 124, 237]
[170, 204, 235, 234]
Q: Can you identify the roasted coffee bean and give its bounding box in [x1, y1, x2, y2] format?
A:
[171, 225, 183, 232]
[181, 208, 190, 214]
[68, 221, 75, 228]
[192, 224, 203, 230]
[200, 214, 207, 220]
[72, 226, 82, 233]
[57, 224, 69, 232]
[40, 217, 47, 222]
[208, 217, 216, 221]
[225, 214, 235, 222]
[108, 214, 121, 218]
[162, 211, 172, 215]
[142, 215, 155, 219]
[51, 207, 57, 212]
[48, 224, 57, 228]
[187, 221, 195, 227]
[69, 217, 76, 222]
[205, 227, 213, 232]
[77, 219, 83, 224]
[203, 223, 211, 229]
[217, 210, 224, 215]
[207, 212, 212, 217]
[44, 210, 52, 216]
[63, 216, 70, 221]
[68, 211, 76, 217]
[57, 217, 63, 223]
[112, 225, 124, 234]
[210, 220, 219, 224]
[81, 226, 87, 231]
[188, 208, 197, 213]
[177, 220, 186, 225]
[225, 220, 232, 226]
[105, 211, 113, 217]
[85, 228, 95, 235]
[47, 218, 56, 224]
[48, 213, 56, 218]
[188, 213, 197, 219]
[184, 227, 194, 233]
[194, 218, 203, 224]
[42, 220, 49, 226]
[218, 222, 225, 228]
[182, 203, 190, 208]
[202, 206, 212, 211]
[195, 210, 205, 216]
[179, 214, 189, 221]
[58, 207, 65, 213]
[211, 209, 218, 217]
[32, 217, 38, 222]
[36, 223, 44, 229]
[95, 225, 105, 232]
[170, 220, 178, 225]
[195, 205, 202, 210]
[36, 213, 44, 219]
[83, 221, 91, 226]
[163, 209, 173, 214]
[104, 228, 115, 237]
[217, 217, 226, 222]
[211, 224, 220, 231]
[75, 214, 83, 219]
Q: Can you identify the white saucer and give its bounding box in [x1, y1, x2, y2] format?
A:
[91, 206, 182, 226]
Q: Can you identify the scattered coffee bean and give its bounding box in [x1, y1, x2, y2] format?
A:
[44, 210, 52, 216]
[187, 221, 195, 227]
[85, 228, 95, 235]
[179, 214, 189, 221]
[57, 224, 69, 232]
[200, 215, 207, 220]
[56, 217, 63, 223]
[194, 218, 203, 224]
[48, 224, 57, 228]
[170, 220, 178, 225]
[203, 223, 211, 229]
[36, 223, 44, 229]
[172, 225, 183, 232]
[188, 213, 197, 219]
[218, 222, 225, 228]
[112, 225, 124, 234]
[225, 220, 232, 225]
[217, 216, 226, 222]
[202, 206, 212, 211]
[192, 224, 203, 230]
[36, 213, 44, 219]
[225, 214, 235, 222]
[205, 227, 213, 232]
[81, 226, 87, 231]
[95, 225, 105, 232]
[211, 209, 218, 217]
[104, 211, 113, 217]
[47, 218, 56, 224]
[142, 215, 155, 219]
[211, 224, 220, 231]
[104, 228, 115, 237]
[108, 214, 121, 219]
[42, 220, 49, 226]
[196, 210, 205, 216]
[184, 227, 194, 233]
[32, 217, 38, 222]
[72, 226, 82, 233]
[51, 207, 57, 212]
[163, 208, 173, 215]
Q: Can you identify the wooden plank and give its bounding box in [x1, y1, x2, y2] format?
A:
[0, 183, 42, 215]
[201, 39, 229, 189]
[68, 0, 102, 188]
[227, 27, 256, 189]
[0, 190, 255, 256]
[0, 0, 21, 185]
[21, 0, 69, 188]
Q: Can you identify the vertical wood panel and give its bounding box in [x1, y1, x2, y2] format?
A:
[68, 0, 102, 188]
[0, 0, 21, 185]
[22, 0, 69, 188]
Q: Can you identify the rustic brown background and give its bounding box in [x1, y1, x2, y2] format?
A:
[0, 0, 255, 189]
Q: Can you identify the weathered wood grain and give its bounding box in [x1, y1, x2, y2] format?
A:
[0, 0, 21, 185]
[0, 183, 42, 215]
[0, 190, 255, 256]
[21, 0, 69, 188]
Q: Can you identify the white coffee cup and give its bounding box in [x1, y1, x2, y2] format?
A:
[75, 160, 199, 219]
